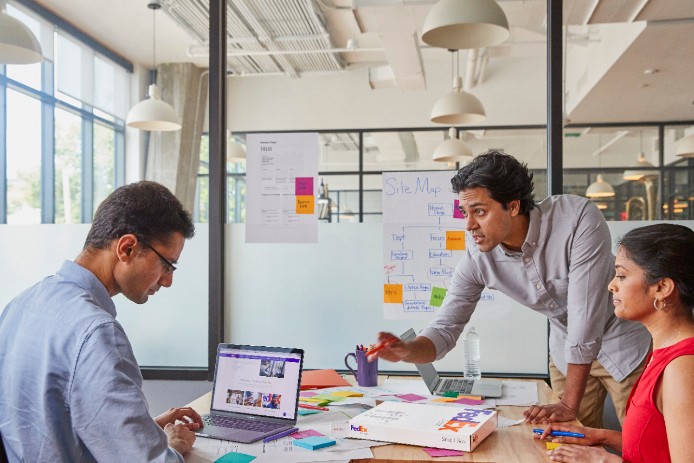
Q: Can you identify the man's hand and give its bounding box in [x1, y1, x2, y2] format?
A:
[523, 401, 577, 423]
[155, 406, 203, 431]
[164, 423, 196, 455]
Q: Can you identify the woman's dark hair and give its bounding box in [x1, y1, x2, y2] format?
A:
[618, 223, 694, 308]
[450, 150, 535, 214]
[84, 181, 195, 249]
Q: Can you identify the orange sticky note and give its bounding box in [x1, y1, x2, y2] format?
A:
[446, 231, 466, 250]
[384, 284, 403, 303]
[296, 195, 314, 214]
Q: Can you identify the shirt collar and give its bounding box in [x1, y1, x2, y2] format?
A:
[522, 206, 541, 252]
[57, 260, 117, 317]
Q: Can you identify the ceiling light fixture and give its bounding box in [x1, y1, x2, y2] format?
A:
[126, 0, 181, 131]
[346, 0, 359, 50]
[432, 127, 473, 164]
[422, 0, 510, 50]
[0, 0, 42, 64]
[431, 50, 486, 124]
[227, 134, 246, 162]
[585, 174, 615, 198]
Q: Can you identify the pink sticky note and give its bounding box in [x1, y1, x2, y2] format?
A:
[291, 429, 324, 439]
[395, 393, 427, 402]
[453, 199, 464, 219]
[295, 177, 313, 196]
[454, 398, 485, 405]
[300, 391, 318, 397]
[423, 447, 466, 457]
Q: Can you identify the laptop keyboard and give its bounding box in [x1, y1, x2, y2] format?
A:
[203, 415, 286, 433]
[440, 378, 475, 394]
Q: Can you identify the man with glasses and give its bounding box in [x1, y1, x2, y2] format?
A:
[0, 181, 202, 462]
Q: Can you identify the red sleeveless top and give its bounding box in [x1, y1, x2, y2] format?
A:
[621, 337, 694, 463]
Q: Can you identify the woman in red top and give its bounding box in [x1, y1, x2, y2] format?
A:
[537, 223, 694, 463]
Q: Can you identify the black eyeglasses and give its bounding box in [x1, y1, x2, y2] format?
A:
[137, 237, 177, 274]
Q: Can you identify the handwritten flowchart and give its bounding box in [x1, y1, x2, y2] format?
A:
[382, 171, 467, 320]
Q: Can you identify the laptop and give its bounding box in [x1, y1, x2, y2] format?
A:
[198, 344, 304, 443]
[400, 329, 503, 398]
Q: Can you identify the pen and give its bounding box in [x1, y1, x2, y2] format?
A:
[298, 403, 329, 411]
[366, 338, 396, 358]
[532, 429, 585, 438]
[263, 427, 299, 443]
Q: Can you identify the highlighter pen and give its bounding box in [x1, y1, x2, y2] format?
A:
[263, 427, 299, 443]
[532, 429, 585, 438]
[366, 338, 397, 358]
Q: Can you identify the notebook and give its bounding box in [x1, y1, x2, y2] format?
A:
[198, 344, 304, 443]
[400, 329, 503, 398]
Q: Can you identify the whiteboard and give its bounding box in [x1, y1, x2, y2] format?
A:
[227, 223, 549, 376]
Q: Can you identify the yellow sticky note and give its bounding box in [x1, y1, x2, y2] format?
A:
[446, 230, 466, 250]
[331, 391, 363, 397]
[301, 397, 330, 404]
[545, 442, 563, 450]
[296, 195, 314, 214]
[432, 397, 459, 402]
[384, 284, 403, 303]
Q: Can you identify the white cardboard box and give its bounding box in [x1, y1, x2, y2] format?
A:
[347, 401, 497, 452]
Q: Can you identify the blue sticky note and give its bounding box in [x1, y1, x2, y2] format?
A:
[297, 408, 321, 416]
[214, 452, 256, 463]
[293, 436, 336, 450]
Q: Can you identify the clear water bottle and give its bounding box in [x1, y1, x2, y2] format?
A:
[464, 326, 481, 379]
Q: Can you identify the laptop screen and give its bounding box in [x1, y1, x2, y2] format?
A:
[210, 345, 303, 421]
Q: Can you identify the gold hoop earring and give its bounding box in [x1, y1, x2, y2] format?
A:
[653, 298, 666, 311]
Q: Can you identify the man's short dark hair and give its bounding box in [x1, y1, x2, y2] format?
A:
[84, 181, 195, 249]
[451, 150, 536, 215]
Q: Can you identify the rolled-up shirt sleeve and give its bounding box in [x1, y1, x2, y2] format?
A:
[563, 202, 613, 365]
[420, 251, 485, 360]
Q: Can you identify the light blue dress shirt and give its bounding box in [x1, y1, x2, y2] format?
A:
[0, 261, 183, 462]
[420, 195, 651, 381]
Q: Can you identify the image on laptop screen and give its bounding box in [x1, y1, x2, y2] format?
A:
[210, 345, 303, 422]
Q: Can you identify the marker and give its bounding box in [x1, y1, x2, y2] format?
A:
[263, 427, 299, 443]
[298, 403, 329, 411]
[532, 429, 585, 438]
[366, 338, 397, 358]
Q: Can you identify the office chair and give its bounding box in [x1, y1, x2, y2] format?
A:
[0, 432, 8, 463]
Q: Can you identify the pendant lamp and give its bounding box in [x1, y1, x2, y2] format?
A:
[432, 127, 473, 164]
[422, 0, 510, 50]
[431, 50, 486, 125]
[623, 153, 657, 181]
[0, 0, 42, 64]
[585, 174, 615, 198]
[675, 133, 694, 158]
[126, 0, 181, 131]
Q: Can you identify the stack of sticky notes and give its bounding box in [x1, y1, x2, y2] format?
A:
[293, 436, 336, 450]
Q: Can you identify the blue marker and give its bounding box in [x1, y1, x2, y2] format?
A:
[263, 427, 299, 443]
[532, 428, 585, 438]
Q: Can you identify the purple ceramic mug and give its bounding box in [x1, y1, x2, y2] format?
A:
[344, 349, 378, 387]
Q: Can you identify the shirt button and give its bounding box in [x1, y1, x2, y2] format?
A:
[524, 257, 531, 263]
[536, 283, 542, 290]
[549, 303, 556, 308]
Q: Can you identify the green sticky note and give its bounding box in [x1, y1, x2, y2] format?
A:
[442, 390, 459, 398]
[298, 408, 321, 416]
[430, 287, 447, 307]
[214, 452, 255, 463]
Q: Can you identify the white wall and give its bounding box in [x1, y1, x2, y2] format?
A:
[227, 55, 547, 132]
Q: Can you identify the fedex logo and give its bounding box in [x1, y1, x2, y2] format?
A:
[351, 425, 368, 433]
[438, 409, 493, 432]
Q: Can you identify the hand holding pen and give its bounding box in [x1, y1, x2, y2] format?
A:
[532, 424, 603, 447]
[366, 333, 401, 362]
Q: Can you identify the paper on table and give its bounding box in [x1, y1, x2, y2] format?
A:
[381, 378, 431, 396]
[495, 380, 539, 406]
[497, 415, 526, 428]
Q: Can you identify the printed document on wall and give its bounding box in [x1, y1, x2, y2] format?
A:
[246, 132, 319, 243]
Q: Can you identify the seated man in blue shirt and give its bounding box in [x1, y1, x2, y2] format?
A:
[0, 181, 203, 462]
[370, 151, 650, 428]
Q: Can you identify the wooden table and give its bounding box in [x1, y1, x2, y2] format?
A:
[186, 376, 563, 462]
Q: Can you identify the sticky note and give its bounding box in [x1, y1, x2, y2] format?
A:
[430, 287, 447, 307]
[331, 391, 363, 397]
[293, 436, 336, 450]
[296, 195, 314, 214]
[545, 441, 563, 450]
[214, 452, 256, 463]
[291, 429, 324, 439]
[453, 199, 464, 219]
[423, 447, 466, 457]
[384, 284, 403, 303]
[395, 393, 427, 402]
[432, 396, 458, 402]
[446, 230, 466, 250]
[300, 391, 318, 397]
[295, 177, 313, 196]
[297, 409, 320, 416]
[454, 397, 485, 405]
[442, 391, 458, 398]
